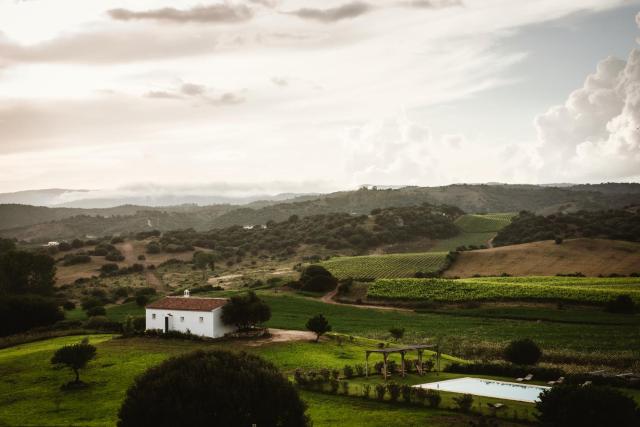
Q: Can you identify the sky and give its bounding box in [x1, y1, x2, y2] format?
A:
[0, 0, 639, 197]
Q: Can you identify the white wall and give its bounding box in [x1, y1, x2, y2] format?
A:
[145, 307, 236, 338]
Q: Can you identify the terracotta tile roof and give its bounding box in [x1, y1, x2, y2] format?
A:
[146, 297, 228, 312]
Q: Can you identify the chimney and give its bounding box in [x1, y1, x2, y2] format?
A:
[184, 289, 190, 298]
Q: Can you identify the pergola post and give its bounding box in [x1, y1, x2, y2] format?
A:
[400, 351, 406, 378]
[416, 349, 423, 375]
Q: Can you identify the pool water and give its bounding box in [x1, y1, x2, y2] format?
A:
[414, 377, 550, 403]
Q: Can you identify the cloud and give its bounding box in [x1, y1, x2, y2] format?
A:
[271, 77, 288, 87]
[287, 2, 373, 23]
[145, 91, 183, 99]
[108, 4, 253, 24]
[180, 83, 207, 96]
[534, 47, 640, 181]
[248, 0, 279, 8]
[401, 0, 463, 8]
[144, 82, 244, 105]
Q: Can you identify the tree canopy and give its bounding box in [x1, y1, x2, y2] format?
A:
[51, 341, 97, 384]
[0, 250, 56, 295]
[118, 350, 309, 427]
[221, 291, 271, 329]
[306, 314, 331, 342]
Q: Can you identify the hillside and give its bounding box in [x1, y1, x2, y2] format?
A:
[444, 238, 640, 278]
[2, 183, 640, 241]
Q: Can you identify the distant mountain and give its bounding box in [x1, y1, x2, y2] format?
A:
[0, 189, 90, 207]
[2, 183, 640, 242]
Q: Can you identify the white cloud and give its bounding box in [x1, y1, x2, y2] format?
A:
[534, 47, 640, 181]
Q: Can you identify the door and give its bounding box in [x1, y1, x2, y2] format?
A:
[164, 316, 169, 333]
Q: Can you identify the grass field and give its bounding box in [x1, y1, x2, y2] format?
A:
[0, 334, 492, 427]
[445, 238, 640, 278]
[322, 252, 448, 279]
[367, 277, 640, 304]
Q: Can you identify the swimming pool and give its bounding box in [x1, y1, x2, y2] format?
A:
[414, 377, 550, 403]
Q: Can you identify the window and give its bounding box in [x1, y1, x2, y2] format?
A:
[152, 314, 156, 319]
[180, 316, 184, 322]
[199, 317, 204, 323]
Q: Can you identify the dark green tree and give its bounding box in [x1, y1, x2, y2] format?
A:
[51, 341, 97, 384]
[306, 314, 331, 342]
[503, 338, 542, 365]
[0, 251, 56, 295]
[118, 350, 309, 427]
[221, 291, 271, 329]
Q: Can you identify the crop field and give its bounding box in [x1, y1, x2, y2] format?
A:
[321, 252, 448, 279]
[454, 213, 515, 233]
[367, 276, 640, 304]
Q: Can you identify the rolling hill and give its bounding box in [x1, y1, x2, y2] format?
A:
[444, 238, 640, 278]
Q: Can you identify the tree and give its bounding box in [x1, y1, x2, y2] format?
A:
[503, 338, 542, 365]
[536, 385, 640, 427]
[117, 350, 309, 427]
[0, 251, 56, 295]
[299, 265, 338, 293]
[51, 341, 97, 384]
[86, 305, 106, 317]
[135, 295, 149, 307]
[0, 295, 63, 336]
[221, 291, 271, 329]
[306, 314, 331, 342]
[0, 238, 16, 255]
[389, 327, 405, 341]
[192, 251, 216, 281]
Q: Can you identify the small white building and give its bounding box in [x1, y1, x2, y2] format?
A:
[145, 290, 237, 338]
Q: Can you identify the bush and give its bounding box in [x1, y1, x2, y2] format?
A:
[81, 297, 104, 311]
[536, 385, 640, 427]
[362, 383, 371, 398]
[329, 379, 339, 394]
[299, 265, 338, 292]
[355, 364, 365, 376]
[0, 295, 64, 336]
[445, 362, 563, 381]
[62, 254, 91, 266]
[503, 338, 542, 365]
[425, 389, 442, 408]
[343, 365, 354, 379]
[134, 287, 157, 297]
[62, 300, 76, 311]
[401, 384, 412, 403]
[137, 255, 146, 261]
[341, 381, 349, 395]
[375, 384, 386, 401]
[145, 241, 161, 254]
[86, 306, 106, 317]
[453, 394, 473, 413]
[118, 350, 309, 427]
[387, 382, 401, 402]
[389, 326, 405, 340]
[100, 263, 119, 276]
[605, 295, 636, 314]
[84, 316, 122, 332]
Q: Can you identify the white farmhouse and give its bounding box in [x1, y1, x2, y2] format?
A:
[145, 290, 237, 338]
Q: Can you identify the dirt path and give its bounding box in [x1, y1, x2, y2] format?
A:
[245, 328, 316, 346]
[207, 273, 243, 284]
[145, 271, 167, 290]
[120, 242, 136, 264]
[320, 289, 412, 312]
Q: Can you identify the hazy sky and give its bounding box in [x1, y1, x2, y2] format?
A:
[0, 0, 639, 195]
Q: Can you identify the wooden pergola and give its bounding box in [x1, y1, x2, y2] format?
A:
[365, 344, 440, 380]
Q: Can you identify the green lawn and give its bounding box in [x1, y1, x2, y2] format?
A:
[0, 335, 484, 426]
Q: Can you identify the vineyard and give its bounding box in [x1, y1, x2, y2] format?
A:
[454, 213, 515, 233]
[367, 276, 640, 304]
[321, 252, 448, 280]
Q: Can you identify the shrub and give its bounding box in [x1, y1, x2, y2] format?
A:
[341, 381, 349, 395]
[0, 295, 64, 336]
[51, 340, 97, 384]
[354, 364, 365, 376]
[389, 326, 405, 340]
[453, 394, 473, 413]
[319, 368, 331, 382]
[81, 297, 104, 311]
[112, 287, 129, 299]
[305, 314, 331, 342]
[503, 338, 542, 365]
[331, 369, 340, 380]
[356, 383, 369, 399]
[375, 384, 386, 401]
[401, 384, 412, 403]
[84, 316, 122, 332]
[62, 254, 91, 266]
[299, 265, 338, 292]
[445, 362, 562, 381]
[118, 350, 309, 427]
[86, 306, 106, 317]
[343, 365, 354, 379]
[555, 237, 563, 244]
[137, 255, 146, 261]
[536, 385, 640, 427]
[145, 241, 161, 254]
[425, 389, 442, 408]
[329, 379, 339, 394]
[135, 295, 149, 307]
[62, 300, 76, 311]
[605, 295, 636, 314]
[387, 382, 401, 402]
[100, 263, 119, 276]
